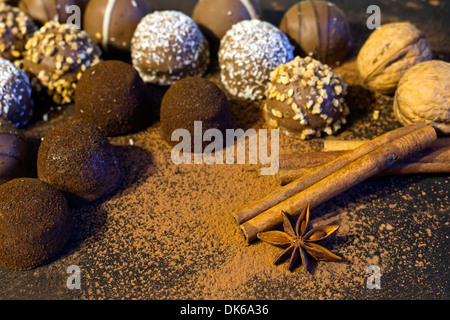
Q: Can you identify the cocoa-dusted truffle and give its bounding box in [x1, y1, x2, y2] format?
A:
[279, 0, 352, 66]
[218, 19, 294, 100]
[0, 118, 29, 185]
[0, 178, 72, 270]
[23, 21, 102, 105]
[84, 0, 153, 52]
[37, 120, 120, 204]
[264, 56, 349, 140]
[74, 60, 150, 136]
[0, 58, 34, 127]
[0, 3, 38, 62]
[19, 0, 85, 26]
[192, 0, 262, 53]
[160, 77, 232, 147]
[131, 10, 210, 86]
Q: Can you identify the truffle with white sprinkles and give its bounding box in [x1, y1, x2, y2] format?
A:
[22, 20, 102, 105]
[218, 19, 294, 100]
[0, 3, 38, 62]
[131, 10, 210, 86]
[264, 56, 349, 140]
[0, 58, 33, 127]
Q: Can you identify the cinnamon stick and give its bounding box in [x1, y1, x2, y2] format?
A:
[240, 125, 437, 243]
[233, 121, 429, 225]
[277, 143, 450, 184]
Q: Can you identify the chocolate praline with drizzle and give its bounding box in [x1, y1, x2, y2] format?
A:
[279, 0, 352, 66]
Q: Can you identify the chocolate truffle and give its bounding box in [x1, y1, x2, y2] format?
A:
[23, 20, 102, 105]
[37, 120, 120, 204]
[0, 178, 72, 270]
[0, 58, 34, 127]
[131, 10, 210, 86]
[0, 3, 38, 62]
[84, 0, 153, 52]
[74, 60, 150, 136]
[160, 77, 232, 147]
[19, 0, 85, 26]
[279, 0, 352, 66]
[264, 56, 349, 140]
[0, 118, 29, 185]
[192, 0, 262, 53]
[218, 19, 294, 100]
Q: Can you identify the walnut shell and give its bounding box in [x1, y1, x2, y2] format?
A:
[393, 60, 450, 135]
[357, 22, 432, 94]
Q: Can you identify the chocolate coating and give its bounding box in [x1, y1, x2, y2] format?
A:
[0, 58, 34, 127]
[74, 60, 150, 136]
[131, 10, 209, 86]
[22, 21, 102, 105]
[0, 178, 72, 270]
[37, 120, 120, 204]
[218, 19, 294, 100]
[264, 56, 349, 140]
[19, 0, 85, 26]
[161, 77, 232, 148]
[0, 118, 29, 185]
[84, 0, 153, 52]
[192, 0, 262, 53]
[0, 3, 38, 62]
[279, 0, 351, 66]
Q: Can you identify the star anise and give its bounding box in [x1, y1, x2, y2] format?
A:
[257, 204, 341, 273]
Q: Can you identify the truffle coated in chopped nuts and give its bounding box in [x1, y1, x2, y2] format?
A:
[264, 56, 349, 140]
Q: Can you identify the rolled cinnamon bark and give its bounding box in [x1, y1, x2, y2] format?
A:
[240, 125, 437, 243]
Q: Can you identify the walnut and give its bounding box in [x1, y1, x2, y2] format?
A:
[357, 22, 432, 94]
[393, 60, 450, 135]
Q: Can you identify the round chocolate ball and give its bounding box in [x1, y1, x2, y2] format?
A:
[192, 0, 262, 53]
[23, 20, 102, 105]
[131, 10, 210, 86]
[218, 19, 294, 100]
[160, 77, 232, 147]
[74, 60, 150, 136]
[264, 56, 349, 140]
[0, 178, 72, 270]
[0, 118, 29, 185]
[0, 58, 34, 127]
[37, 120, 120, 204]
[19, 0, 85, 26]
[84, 0, 153, 52]
[0, 3, 38, 62]
[279, 0, 352, 66]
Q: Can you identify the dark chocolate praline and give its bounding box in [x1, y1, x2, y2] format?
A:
[74, 60, 150, 136]
[37, 120, 120, 204]
[0, 178, 72, 270]
[18, 0, 85, 26]
[279, 0, 352, 66]
[160, 77, 232, 148]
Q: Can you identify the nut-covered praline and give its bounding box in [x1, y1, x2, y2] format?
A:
[0, 58, 34, 127]
[0, 178, 72, 270]
[160, 77, 232, 148]
[74, 60, 151, 136]
[22, 20, 102, 105]
[37, 120, 120, 204]
[264, 56, 349, 140]
[0, 118, 29, 185]
[131, 10, 209, 86]
[218, 19, 294, 100]
[84, 0, 153, 52]
[0, 3, 38, 62]
[192, 0, 262, 53]
[279, 0, 351, 66]
[18, 0, 85, 26]
[357, 22, 432, 94]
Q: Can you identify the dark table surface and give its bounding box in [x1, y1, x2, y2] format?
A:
[0, 0, 449, 301]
